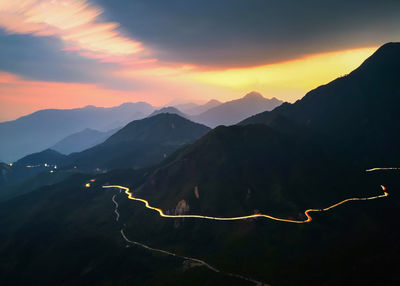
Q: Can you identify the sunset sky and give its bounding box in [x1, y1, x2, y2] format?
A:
[0, 0, 399, 121]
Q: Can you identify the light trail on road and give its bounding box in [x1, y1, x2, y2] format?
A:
[104, 168, 394, 285]
[366, 167, 400, 172]
[103, 184, 389, 224]
[120, 229, 267, 285]
[112, 195, 120, 222]
[120, 229, 219, 272]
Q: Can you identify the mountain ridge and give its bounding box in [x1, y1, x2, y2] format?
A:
[192, 92, 283, 127]
[0, 102, 155, 162]
[239, 42, 400, 166]
[68, 113, 210, 171]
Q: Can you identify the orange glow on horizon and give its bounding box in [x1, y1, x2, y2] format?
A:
[0, 45, 379, 122]
[0, 71, 169, 121]
[114, 46, 378, 104]
[180, 46, 378, 102]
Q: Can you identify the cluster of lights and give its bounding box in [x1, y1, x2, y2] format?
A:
[85, 179, 96, 188]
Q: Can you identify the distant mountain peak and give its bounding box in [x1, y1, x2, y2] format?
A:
[206, 99, 222, 104]
[243, 91, 264, 99]
[83, 105, 97, 109]
[374, 42, 400, 54]
[148, 106, 187, 118]
[353, 42, 400, 74]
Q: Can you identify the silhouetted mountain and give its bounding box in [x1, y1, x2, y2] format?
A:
[0, 149, 67, 192]
[0, 102, 154, 162]
[0, 162, 11, 187]
[148, 106, 188, 118]
[0, 114, 210, 199]
[118, 43, 400, 284]
[0, 170, 248, 285]
[0, 131, 398, 285]
[192, 92, 283, 127]
[1, 43, 399, 286]
[13, 149, 67, 168]
[178, 99, 222, 115]
[240, 42, 400, 166]
[51, 128, 120, 155]
[137, 125, 359, 217]
[68, 114, 210, 171]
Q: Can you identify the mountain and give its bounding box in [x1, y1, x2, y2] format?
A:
[0, 171, 244, 285]
[0, 43, 399, 286]
[0, 102, 155, 162]
[192, 92, 283, 127]
[172, 102, 200, 113]
[148, 106, 188, 118]
[137, 124, 359, 217]
[12, 148, 67, 168]
[174, 99, 222, 115]
[51, 128, 120, 155]
[0, 162, 11, 187]
[0, 114, 210, 199]
[68, 114, 210, 171]
[0, 131, 398, 285]
[116, 42, 400, 284]
[240, 42, 400, 167]
[0, 149, 68, 192]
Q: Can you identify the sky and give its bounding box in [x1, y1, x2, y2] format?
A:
[0, 0, 399, 121]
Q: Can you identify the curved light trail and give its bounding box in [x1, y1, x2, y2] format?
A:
[112, 194, 120, 222]
[120, 229, 267, 285]
[103, 168, 394, 285]
[112, 194, 266, 285]
[366, 167, 400, 172]
[102, 184, 389, 224]
[120, 229, 218, 272]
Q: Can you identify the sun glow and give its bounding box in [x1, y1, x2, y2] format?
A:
[179, 47, 378, 102]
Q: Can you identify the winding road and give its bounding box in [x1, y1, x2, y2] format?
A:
[103, 185, 389, 224]
[111, 192, 267, 285]
[112, 194, 120, 222]
[103, 168, 393, 285]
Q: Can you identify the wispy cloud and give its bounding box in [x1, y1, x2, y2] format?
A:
[0, 0, 143, 60]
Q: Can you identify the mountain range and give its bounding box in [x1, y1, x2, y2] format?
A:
[174, 99, 222, 115]
[191, 92, 282, 127]
[0, 43, 399, 285]
[67, 113, 210, 171]
[0, 114, 210, 199]
[51, 128, 120, 155]
[0, 102, 154, 162]
[1, 94, 281, 163]
[151, 93, 283, 128]
[240, 42, 400, 166]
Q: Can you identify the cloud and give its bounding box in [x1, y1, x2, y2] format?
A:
[115, 46, 378, 103]
[0, 0, 143, 59]
[0, 31, 113, 82]
[0, 31, 159, 92]
[94, 0, 400, 67]
[0, 1, 396, 122]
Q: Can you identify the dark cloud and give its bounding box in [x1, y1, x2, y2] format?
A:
[94, 0, 400, 67]
[0, 31, 152, 91]
[0, 31, 113, 82]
